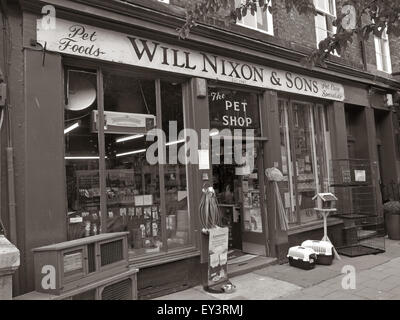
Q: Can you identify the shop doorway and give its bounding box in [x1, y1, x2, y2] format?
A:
[212, 140, 268, 257]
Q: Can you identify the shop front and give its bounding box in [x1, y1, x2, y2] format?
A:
[15, 2, 399, 297]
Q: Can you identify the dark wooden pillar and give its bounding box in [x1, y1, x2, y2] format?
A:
[22, 49, 67, 293]
[378, 110, 400, 189]
[182, 78, 211, 264]
[365, 107, 383, 216]
[328, 101, 349, 160]
[261, 90, 288, 261]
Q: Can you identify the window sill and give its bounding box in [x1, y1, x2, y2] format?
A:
[128, 246, 200, 269]
[287, 217, 343, 235]
[376, 69, 392, 75]
[235, 24, 274, 37]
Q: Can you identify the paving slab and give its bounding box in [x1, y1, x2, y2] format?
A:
[193, 272, 302, 300]
[157, 272, 302, 300]
[381, 240, 400, 259]
[323, 291, 364, 300]
[390, 286, 400, 296]
[156, 238, 400, 301]
[254, 264, 341, 288]
[299, 285, 335, 298]
[154, 288, 217, 300]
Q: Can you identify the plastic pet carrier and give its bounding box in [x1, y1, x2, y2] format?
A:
[287, 246, 317, 270]
[301, 240, 334, 265]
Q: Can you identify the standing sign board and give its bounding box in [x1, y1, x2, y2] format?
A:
[208, 227, 229, 288]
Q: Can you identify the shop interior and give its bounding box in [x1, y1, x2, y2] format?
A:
[208, 86, 267, 261]
[64, 68, 190, 257]
[212, 139, 266, 262]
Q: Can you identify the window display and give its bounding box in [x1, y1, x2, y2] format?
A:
[278, 99, 331, 227]
[103, 73, 161, 255]
[64, 67, 190, 257]
[161, 81, 190, 250]
[64, 69, 101, 240]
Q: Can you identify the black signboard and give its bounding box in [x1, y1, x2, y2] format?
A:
[209, 88, 260, 133]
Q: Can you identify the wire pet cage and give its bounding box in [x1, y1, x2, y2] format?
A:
[330, 159, 385, 257]
[330, 159, 372, 187]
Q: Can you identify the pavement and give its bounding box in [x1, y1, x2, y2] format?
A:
[156, 238, 400, 300]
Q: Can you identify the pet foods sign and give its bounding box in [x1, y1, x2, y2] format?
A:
[37, 19, 345, 101]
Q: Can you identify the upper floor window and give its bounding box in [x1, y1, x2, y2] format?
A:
[314, 0, 338, 55]
[234, 0, 274, 36]
[314, 0, 336, 16]
[374, 30, 392, 73]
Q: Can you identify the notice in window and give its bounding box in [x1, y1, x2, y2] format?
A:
[354, 170, 366, 182]
[198, 149, 210, 170]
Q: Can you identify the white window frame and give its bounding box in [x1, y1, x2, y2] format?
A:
[314, 0, 339, 56]
[235, 0, 274, 36]
[314, 0, 336, 17]
[374, 30, 392, 74]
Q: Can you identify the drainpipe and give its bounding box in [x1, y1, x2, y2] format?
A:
[6, 147, 16, 246]
[358, 15, 368, 71]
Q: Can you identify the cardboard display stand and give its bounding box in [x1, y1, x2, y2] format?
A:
[203, 227, 235, 293]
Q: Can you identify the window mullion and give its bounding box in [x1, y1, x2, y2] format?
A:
[96, 67, 108, 233]
[287, 101, 301, 224]
[155, 79, 168, 251]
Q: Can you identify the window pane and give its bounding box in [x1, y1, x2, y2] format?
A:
[161, 81, 190, 250]
[102, 72, 161, 256]
[314, 0, 327, 12]
[243, 12, 257, 29]
[236, 0, 272, 32]
[256, 8, 270, 32]
[313, 106, 330, 192]
[315, 14, 328, 45]
[382, 39, 391, 72]
[315, 0, 335, 16]
[328, 0, 335, 15]
[292, 103, 319, 224]
[278, 100, 297, 224]
[64, 69, 101, 240]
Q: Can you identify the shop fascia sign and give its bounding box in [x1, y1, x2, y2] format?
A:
[37, 19, 345, 101]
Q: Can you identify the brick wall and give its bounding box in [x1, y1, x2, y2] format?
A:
[390, 38, 400, 75]
[132, 0, 399, 79]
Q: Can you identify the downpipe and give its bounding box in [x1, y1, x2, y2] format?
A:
[6, 147, 16, 245]
[7, 146, 19, 296]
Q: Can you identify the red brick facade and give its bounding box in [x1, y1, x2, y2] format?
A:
[160, 0, 400, 79]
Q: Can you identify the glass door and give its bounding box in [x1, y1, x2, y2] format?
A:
[239, 141, 267, 256]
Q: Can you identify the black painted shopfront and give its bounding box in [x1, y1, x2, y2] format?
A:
[8, 0, 400, 298]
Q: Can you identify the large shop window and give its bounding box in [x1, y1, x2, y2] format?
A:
[278, 99, 332, 227]
[65, 69, 101, 239]
[64, 67, 191, 258]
